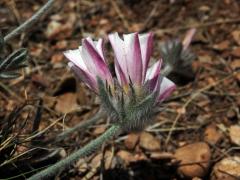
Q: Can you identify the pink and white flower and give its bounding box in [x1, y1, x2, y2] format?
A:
[64, 32, 176, 103]
[109, 32, 176, 102]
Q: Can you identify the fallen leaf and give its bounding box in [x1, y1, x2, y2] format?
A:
[204, 124, 223, 145]
[51, 53, 64, 63]
[90, 151, 113, 169]
[31, 74, 50, 88]
[212, 156, 240, 180]
[231, 47, 240, 57]
[229, 125, 240, 146]
[230, 59, 240, 70]
[232, 30, 240, 45]
[174, 142, 211, 178]
[213, 40, 230, 51]
[117, 150, 135, 166]
[55, 93, 78, 113]
[124, 133, 139, 150]
[139, 132, 161, 151]
[93, 126, 106, 135]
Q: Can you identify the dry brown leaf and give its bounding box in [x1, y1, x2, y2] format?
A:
[230, 59, 240, 70]
[204, 124, 223, 145]
[124, 133, 139, 150]
[231, 47, 240, 57]
[232, 30, 240, 45]
[213, 40, 230, 51]
[139, 132, 161, 151]
[174, 142, 211, 178]
[55, 93, 78, 114]
[212, 156, 240, 180]
[229, 125, 240, 146]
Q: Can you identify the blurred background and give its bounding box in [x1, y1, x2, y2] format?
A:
[0, 0, 239, 179]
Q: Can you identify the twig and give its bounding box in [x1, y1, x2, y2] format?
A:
[49, 110, 106, 143]
[155, 18, 240, 35]
[4, 0, 56, 42]
[147, 125, 199, 133]
[24, 116, 62, 142]
[4, 0, 21, 24]
[110, 0, 130, 30]
[28, 125, 121, 180]
[140, 1, 160, 31]
[0, 81, 23, 102]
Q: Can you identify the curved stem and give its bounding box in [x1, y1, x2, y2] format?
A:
[28, 124, 121, 180]
[4, 0, 55, 42]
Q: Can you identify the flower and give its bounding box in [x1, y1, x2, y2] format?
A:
[160, 28, 196, 76]
[64, 32, 176, 131]
[108, 32, 175, 102]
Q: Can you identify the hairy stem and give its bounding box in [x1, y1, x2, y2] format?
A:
[4, 0, 55, 42]
[28, 124, 121, 180]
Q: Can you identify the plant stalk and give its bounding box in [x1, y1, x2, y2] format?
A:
[28, 124, 121, 180]
[4, 0, 55, 42]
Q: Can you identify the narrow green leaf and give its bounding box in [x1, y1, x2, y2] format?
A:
[0, 31, 4, 54]
[0, 71, 20, 79]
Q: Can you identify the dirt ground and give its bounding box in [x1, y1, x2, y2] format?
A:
[0, 0, 240, 179]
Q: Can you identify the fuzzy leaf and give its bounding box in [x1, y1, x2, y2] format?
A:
[97, 77, 119, 120]
[122, 90, 157, 132]
[160, 40, 182, 66]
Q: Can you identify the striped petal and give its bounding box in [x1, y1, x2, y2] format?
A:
[158, 77, 176, 102]
[145, 59, 162, 91]
[64, 49, 88, 72]
[139, 32, 153, 82]
[68, 62, 97, 92]
[108, 33, 128, 80]
[123, 33, 143, 85]
[114, 59, 128, 87]
[146, 59, 162, 80]
[86, 38, 105, 62]
[82, 38, 113, 84]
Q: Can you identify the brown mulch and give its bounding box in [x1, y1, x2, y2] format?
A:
[0, 0, 239, 179]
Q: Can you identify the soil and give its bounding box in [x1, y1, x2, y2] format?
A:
[0, 0, 239, 179]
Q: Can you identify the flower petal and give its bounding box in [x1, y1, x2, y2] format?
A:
[86, 37, 106, 62]
[96, 38, 105, 61]
[139, 32, 153, 81]
[68, 62, 97, 92]
[82, 38, 113, 84]
[64, 49, 88, 71]
[145, 59, 162, 91]
[145, 59, 162, 81]
[158, 77, 176, 102]
[108, 33, 128, 78]
[182, 28, 196, 50]
[123, 33, 143, 85]
[114, 59, 128, 87]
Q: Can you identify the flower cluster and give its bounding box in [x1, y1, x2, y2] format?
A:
[64, 32, 176, 132]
